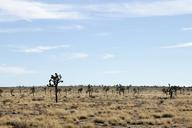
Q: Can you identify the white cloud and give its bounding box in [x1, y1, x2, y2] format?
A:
[0, 27, 44, 33]
[102, 53, 115, 60]
[1, 0, 192, 22]
[86, 0, 192, 17]
[162, 42, 192, 48]
[0, 65, 36, 75]
[57, 25, 84, 30]
[22, 45, 70, 53]
[17, 45, 70, 53]
[182, 27, 192, 31]
[0, 0, 84, 21]
[0, 25, 84, 33]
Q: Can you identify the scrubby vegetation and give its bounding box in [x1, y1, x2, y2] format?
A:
[0, 85, 192, 128]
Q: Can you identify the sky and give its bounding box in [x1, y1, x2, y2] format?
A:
[0, 0, 192, 87]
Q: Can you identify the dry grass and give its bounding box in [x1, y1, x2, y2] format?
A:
[0, 87, 192, 128]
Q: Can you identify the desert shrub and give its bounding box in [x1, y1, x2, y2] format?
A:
[152, 114, 161, 118]
[108, 117, 123, 126]
[2, 99, 13, 105]
[70, 104, 78, 109]
[130, 120, 144, 125]
[130, 119, 156, 126]
[78, 115, 88, 120]
[162, 113, 174, 118]
[7, 121, 33, 128]
[94, 117, 105, 124]
[152, 113, 174, 119]
[6, 118, 62, 128]
[32, 97, 44, 101]
[7, 122, 29, 128]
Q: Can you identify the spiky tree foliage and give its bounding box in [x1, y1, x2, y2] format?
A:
[47, 73, 63, 103]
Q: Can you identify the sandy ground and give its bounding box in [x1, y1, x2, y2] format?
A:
[0, 87, 192, 128]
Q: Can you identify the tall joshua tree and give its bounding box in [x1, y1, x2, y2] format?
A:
[47, 73, 63, 103]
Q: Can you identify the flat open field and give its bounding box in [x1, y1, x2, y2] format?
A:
[0, 87, 192, 128]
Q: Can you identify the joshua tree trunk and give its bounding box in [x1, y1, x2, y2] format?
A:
[170, 91, 173, 99]
[55, 83, 58, 103]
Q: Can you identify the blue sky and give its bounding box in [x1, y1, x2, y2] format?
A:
[0, 0, 192, 86]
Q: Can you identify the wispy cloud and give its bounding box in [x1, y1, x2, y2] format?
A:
[0, 65, 36, 76]
[102, 53, 115, 60]
[22, 45, 70, 53]
[0, 0, 84, 21]
[51, 52, 89, 61]
[182, 27, 192, 31]
[86, 0, 192, 18]
[0, 27, 44, 33]
[162, 42, 192, 48]
[0, 25, 84, 33]
[1, 0, 192, 22]
[56, 25, 84, 30]
[14, 45, 70, 53]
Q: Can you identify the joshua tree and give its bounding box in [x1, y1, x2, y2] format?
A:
[116, 84, 125, 96]
[78, 88, 83, 95]
[127, 85, 132, 93]
[133, 87, 140, 95]
[30, 86, 35, 96]
[103, 86, 110, 96]
[10, 89, 15, 96]
[169, 86, 178, 99]
[47, 73, 63, 103]
[162, 88, 169, 95]
[86, 84, 93, 97]
[0, 89, 3, 96]
[94, 88, 99, 93]
[177, 86, 185, 95]
[18, 86, 22, 95]
[165, 84, 178, 99]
